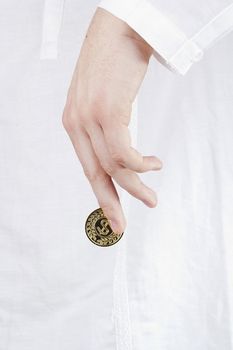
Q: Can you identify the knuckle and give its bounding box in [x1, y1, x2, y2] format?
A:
[61, 105, 69, 125]
[62, 106, 75, 131]
[129, 188, 138, 197]
[62, 106, 87, 133]
[77, 112, 89, 126]
[135, 161, 144, 173]
[82, 167, 95, 181]
[102, 162, 116, 176]
[83, 167, 105, 183]
[130, 181, 143, 197]
[62, 115, 72, 131]
[111, 150, 125, 164]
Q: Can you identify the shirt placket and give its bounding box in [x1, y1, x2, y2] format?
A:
[40, 0, 66, 59]
[112, 96, 139, 350]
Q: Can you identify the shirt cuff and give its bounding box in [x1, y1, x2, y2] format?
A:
[97, 0, 233, 75]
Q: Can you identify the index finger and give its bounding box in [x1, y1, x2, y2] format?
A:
[102, 117, 162, 172]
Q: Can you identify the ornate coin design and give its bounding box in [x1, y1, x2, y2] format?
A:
[85, 208, 124, 247]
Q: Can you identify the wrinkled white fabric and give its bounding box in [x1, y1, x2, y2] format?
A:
[0, 1, 233, 350]
[98, 0, 233, 74]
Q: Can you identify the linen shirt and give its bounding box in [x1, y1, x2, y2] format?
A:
[98, 0, 233, 74]
[0, 1, 233, 349]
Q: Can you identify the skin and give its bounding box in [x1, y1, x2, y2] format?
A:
[62, 7, 163, 235]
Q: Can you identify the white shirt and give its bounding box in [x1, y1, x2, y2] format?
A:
[0, 1, 233, 349]
[98, 0, 233, 74]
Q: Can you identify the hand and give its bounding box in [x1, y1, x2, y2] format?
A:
[62, 7, 163, 235]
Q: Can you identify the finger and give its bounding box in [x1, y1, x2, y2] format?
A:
[113, 167, 158, 207]
[86, 122, 158, 207]
[101, 117, 163, 172]
[66, 125, 127, 234]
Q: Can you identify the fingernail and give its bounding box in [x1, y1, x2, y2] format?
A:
[153, 160, 163, 169]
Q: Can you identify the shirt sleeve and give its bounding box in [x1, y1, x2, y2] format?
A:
[97, 0, 233, 75]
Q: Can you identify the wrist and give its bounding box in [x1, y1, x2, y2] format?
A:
[123, 29, 154, 58]
[97, 7, 153, 58]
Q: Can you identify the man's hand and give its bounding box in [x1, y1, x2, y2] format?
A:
[62, 7, 163, 235]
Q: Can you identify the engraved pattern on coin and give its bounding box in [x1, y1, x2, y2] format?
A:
[85, 208, 124, 247]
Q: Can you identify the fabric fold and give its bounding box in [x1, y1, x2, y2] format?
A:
[97, 0, 233, 74]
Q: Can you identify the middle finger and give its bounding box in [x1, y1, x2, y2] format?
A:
[86, 121, 158, 207]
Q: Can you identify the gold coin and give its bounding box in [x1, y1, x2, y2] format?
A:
[85, 208, 124, 247]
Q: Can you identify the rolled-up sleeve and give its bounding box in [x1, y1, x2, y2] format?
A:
[97, 0, 233, 75]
